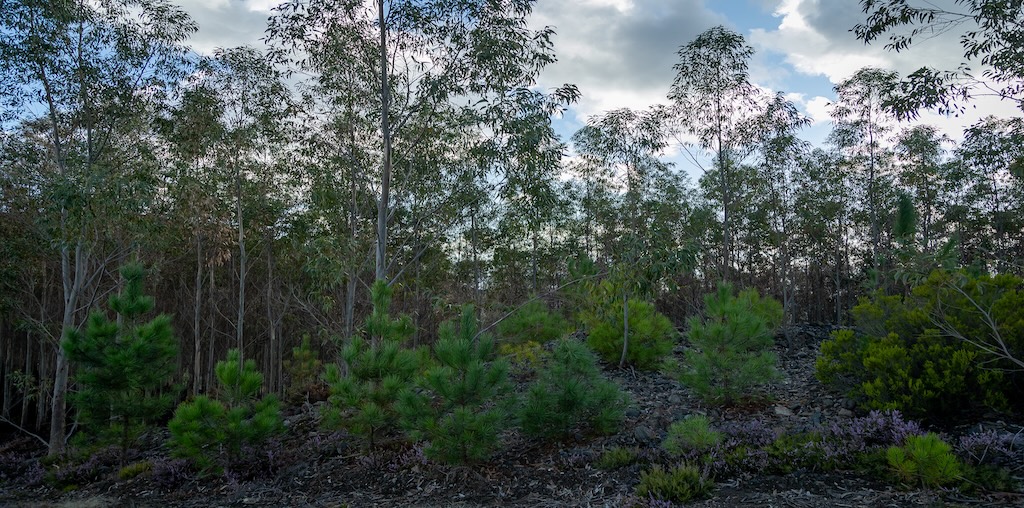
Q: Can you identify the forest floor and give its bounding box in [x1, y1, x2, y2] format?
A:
[2, 326, 1023, 507]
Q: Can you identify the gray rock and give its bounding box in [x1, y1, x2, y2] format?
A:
[625, 407, 641, 418]
[774, 405, 794, 417]
[838, 408, 853, 417]
[634, 425, 655, 443]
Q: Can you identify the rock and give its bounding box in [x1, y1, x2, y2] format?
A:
[634, 425, 655, 443]
[838, 408, 853, 417]
[774, 405, 794, 417]
[668, 394, 682, 405]
[842, 398, 857, 410]
[625, 407, 641, 418]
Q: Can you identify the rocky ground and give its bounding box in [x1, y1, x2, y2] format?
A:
[2, 324, 1023, 507]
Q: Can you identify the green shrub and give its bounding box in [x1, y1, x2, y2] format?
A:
[816, 270, 1023, 417]
[498, 340, 548, 376]
[518, 339, 629, 440]
[596, 446, 639, 470]
[63, 262, 178, 463]
[167, 349, 283, 473]
[679, 284, 782, 405]
[635, 463, 713, 504]
[118, 461, 152, 480]
[886, 433, 962, 488]
[283, 334, 322, 403]
[397, 306, 511, 464]
[662, 415, 723, 456]
[496, 300, 569, 345]
[586, 298, 675, 370]
[321, 281, 418, 449]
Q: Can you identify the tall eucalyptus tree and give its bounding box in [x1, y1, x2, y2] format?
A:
[669, 26, 764, 283]
[0, 0, 195, 455]
[267, 0, 576, 286]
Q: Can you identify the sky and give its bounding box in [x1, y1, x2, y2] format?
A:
[175, 0, 1020, 156]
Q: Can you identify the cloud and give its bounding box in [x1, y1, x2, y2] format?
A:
[750, 0, 1015, 140]
[531, 0, 726, 121]
[176, 0, 273, 55]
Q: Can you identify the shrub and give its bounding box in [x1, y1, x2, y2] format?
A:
[498, 340, 548, 376]
[596, 446, 640, 470]
[679, 284, 782, 405]
[167, 349, 283, 474]
[886, 433, 962, 488]
[283, 334, 322, 403]
[496, 299, 569, 345]
[635, 463, 713, 504]
[322, 281, 418, 450]
[816, 271, 1024, 417]
[397, 306, 512, 464]
[63, 262, 178, 464]
[518, 339, 630, 440]
[662, 415, 723, 457]
[586, 298, 675, 370]
[117, 461, 152, 480]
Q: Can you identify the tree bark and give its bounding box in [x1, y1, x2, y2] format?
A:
[375, 0, 393, 283]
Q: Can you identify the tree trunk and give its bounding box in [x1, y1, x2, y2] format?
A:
[193, 233, 203, 395]
[375, 0, 393, 283]
[619, 293, 630, 368]
[236, 167, 247, 370]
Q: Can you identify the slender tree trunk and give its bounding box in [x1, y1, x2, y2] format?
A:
[619, 293, 630, 368]
[21, 332, 33, 428]
[193, 233, 203, 395]
[236, 166, 247, 370]
[50, 238, 86, 456]
[207, 268, 217, 390]
[375, 0, 393, 283]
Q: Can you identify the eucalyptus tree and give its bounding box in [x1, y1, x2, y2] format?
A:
[895, 125, 948, 254]
[954, 116, 1024, 270]
[196, 46, 295, 376]
[0, 0, 196, 455]
[830, 67, 899, 284]
[267, 0, 576, 286]
[854, 0, 1024, 118]
[572, 107, 693, 367]
[668, 26, 766, 283]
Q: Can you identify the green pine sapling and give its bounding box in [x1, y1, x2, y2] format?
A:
[63, 262, 178, 464]
[519, 339, 629, 440]
[398, 306, 512, 464]
[321, 280, 418, 450]
[167, 349, 283, 473]
[283, 334, 322, 403]
[679, 284, 782, 405]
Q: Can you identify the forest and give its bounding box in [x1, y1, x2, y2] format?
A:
[1, 0, 1023, 506]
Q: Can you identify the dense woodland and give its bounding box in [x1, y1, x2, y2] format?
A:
[1, 1, 1023, 497]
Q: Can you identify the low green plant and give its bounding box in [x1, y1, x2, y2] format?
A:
[596, 446, 640, 470]
[816, 270, 1024, 417]
[518, 339, 629, 440]
[886, 433, 962, 488]
[283, 334, 322, 402]
[118, 461, 152, 480]
[496, 299, 569, 345]
[167, 349, 283, 473]
[662, 415, 723, 456]
[635, 463, 713, 504]
[398, 306, 512, 464]
[498, 340, 548, 375]
[679, 284, 782, 406]
[586, 298, 675, 370]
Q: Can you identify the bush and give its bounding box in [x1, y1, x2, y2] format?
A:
[679, 284, 782, 405]
[397, 306, 512, 464]
[886, 433, 962, 488]
[586, 298, 675, 370]
[117, 461, 152, 480]
[635, 463, 713, 504]
[662, 415, 723, 457]
[816, 270, 1023, 417]
[167, 349, 283, 474]
[496, 299, 569, 345]
[322, 281, 418, 450]
[596, 446, 640, 470]
[498, 340, 548, 376]
[518, 339, 629, 440]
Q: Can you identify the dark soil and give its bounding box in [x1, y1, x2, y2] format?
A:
[2, 325, 1023, 507]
